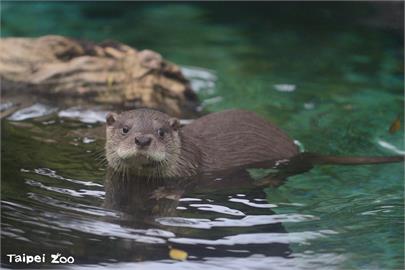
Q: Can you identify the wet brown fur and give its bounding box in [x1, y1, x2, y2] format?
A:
[105, 109, 298, 178]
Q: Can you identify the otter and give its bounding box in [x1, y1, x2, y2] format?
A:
[105, 108, 403, 179]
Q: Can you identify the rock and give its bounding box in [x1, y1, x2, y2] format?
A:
[0, 35, 199, 117]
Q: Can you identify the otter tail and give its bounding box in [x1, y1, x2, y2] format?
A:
[301, 153, 404, 165]
[252, 153, 403, 188]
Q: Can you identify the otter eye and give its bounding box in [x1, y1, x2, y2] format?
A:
[157, 128, 165, 138]
[122, 126, 130, 134]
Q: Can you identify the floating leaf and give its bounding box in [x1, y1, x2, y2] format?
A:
[169, 247, 188, 261]
[388, 115, 401, 134]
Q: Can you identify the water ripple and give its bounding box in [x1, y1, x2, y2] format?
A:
[32, 168, 103, 187]
[169, 230, 338, 245]
[157, 214, 317, 229]
[27, 193, 114, 217]
[189, 204, 245, 216]
[25, 179, 104, 198]
[58, 107, 109, 124]
[8, 103, 57, 121]
[229, 198, 277, 208]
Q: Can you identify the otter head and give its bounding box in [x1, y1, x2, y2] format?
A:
[105, 109, 181, 177]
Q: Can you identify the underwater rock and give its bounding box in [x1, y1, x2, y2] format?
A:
[0, 35, 199, 117]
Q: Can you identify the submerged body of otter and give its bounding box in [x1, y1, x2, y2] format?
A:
[105, 109, 298, 178]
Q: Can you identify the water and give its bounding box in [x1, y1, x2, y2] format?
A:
[1, 2, 404, 269]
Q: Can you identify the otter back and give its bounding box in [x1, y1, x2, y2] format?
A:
[182, 110, 299, 172]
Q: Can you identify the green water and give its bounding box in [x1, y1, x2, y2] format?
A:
[1, 2, 404, 269]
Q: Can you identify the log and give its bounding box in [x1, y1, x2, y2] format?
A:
[0, 35, 199, 117]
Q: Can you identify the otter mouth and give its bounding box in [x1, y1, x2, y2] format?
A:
[119, 152, 162, 167]
[140, 160, 161, 168]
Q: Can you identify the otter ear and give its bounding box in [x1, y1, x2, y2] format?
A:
[106, 112, 118, 126]
[169, 118, 180, 131]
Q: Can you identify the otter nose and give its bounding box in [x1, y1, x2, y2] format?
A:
[134, 136, 152, 147]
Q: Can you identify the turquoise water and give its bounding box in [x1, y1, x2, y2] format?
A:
[1, 2, 404, 269]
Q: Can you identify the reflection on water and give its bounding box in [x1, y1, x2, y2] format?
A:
[70, 253, 345, 270]
[8, 104, 57, 121]
[1, 2, 404, 270]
